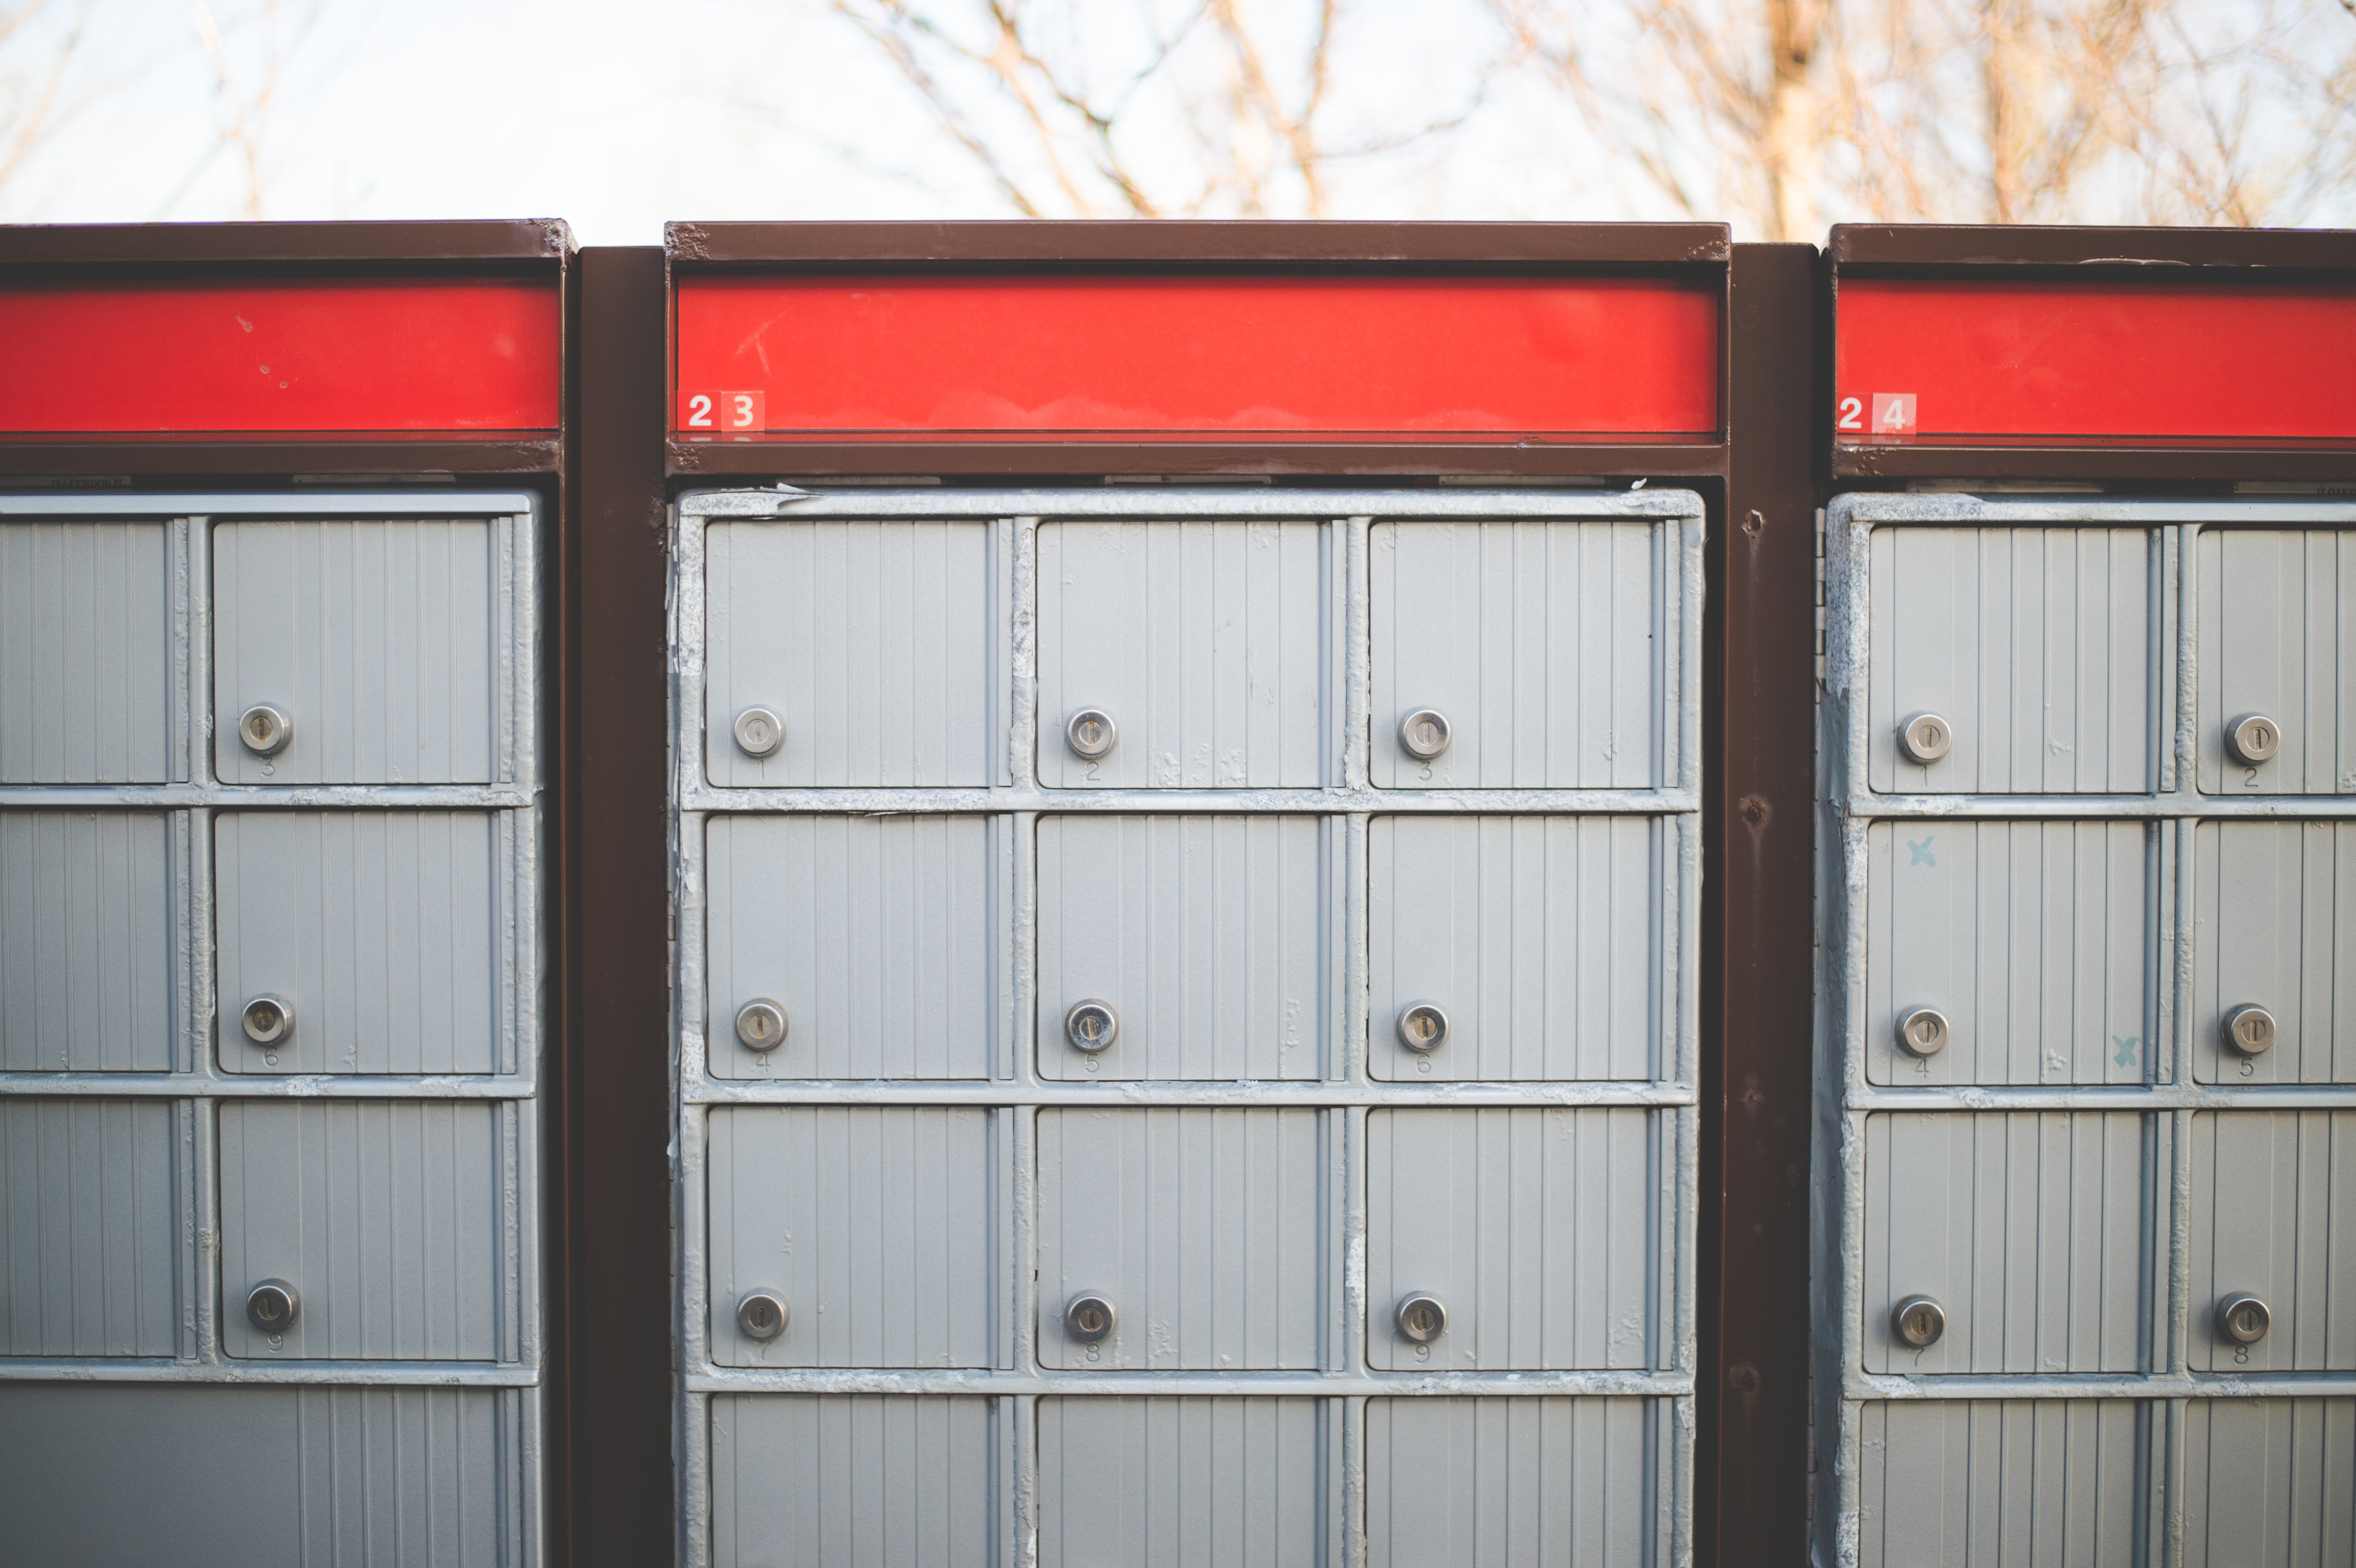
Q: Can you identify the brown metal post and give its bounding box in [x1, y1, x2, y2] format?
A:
[1706, 242, 1820, 1568]
[570, 245, 679, 1567]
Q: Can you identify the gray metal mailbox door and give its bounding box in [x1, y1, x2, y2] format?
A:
[213, 518, 502, 785]
[1821, 496, 2356, 1568]
[0, 519, 175, 785]
[675, 487, 1703, 1568]
[0, 493, 546, 1566]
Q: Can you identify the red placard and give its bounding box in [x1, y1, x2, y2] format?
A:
[674, 275, 1719, 439]
[0, 279, 561, 436]
[1836, 279, 2356, 444]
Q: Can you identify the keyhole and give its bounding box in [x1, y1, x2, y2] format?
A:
[1077, 719, 1102, 748]
[746, 1013, 773, 1043]
[1907, 1308, 1933, 1339]
[1075, 1304, 1104, 1335]
[745, 1299, 778, 1334]
[245, 714, 268, 744]
[1406, 1305, 1435, 1336]
[1414, 719, 1438, 751]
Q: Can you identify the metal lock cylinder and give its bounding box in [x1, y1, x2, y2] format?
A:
[737, 1290, 788, 1342]
[1395, 1293, 1448, 1344]
[2226, 714, 2282, 767]
[1397, 1002, 1449, 1053]
[2216, 1293, 2271, 1346]
[246, 1279, 300, 1334]
[1898, 712, 1953, 766]
[1064, 1292, 1115, 1343]
[237, 703, 293, 756]
[2224, 1005, 2276, 1058]
[1891, 1294, 1946, 1349]
[733, 706, 784, 759]
[241, 995, 294, 1046]
[1896, 1008, 1949, 1058]
[1064, 1000, 1118, 1054]
[735, 999, 788, 1052]
[1398, 709, 1451, 761]
[1066, 708, 1117, 761]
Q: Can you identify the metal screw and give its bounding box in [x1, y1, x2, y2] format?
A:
[736, 1290, 788, 1342]
[240, 995, 294, 1046]
[1395, 1293, 1448, 1344]
[735, 999, 787, 1052]
[1397, 1002, 1449, 1053]
[1899, 712, 1953, 766]
[1891, 1294, 1946, 1349]
[1064, 1000, 1119, 1054]
[1398, 709, 1452, 761]
[2224, 1005, 2276, 1058]
[237, 703, 292, 756]
[1066, 709, 1117, 761]
[2216, 1293, 2270, 1346]
[1064, 1291, 1115, 1343]
[733, 706, 784, 759]
[246, 1279, 300, 1333]
[1896, 1008, 1949, 1058]
[2226, 714, 2281, 767]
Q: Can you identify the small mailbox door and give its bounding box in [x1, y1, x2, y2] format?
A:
[213, 519, 499, 786]
[217, 1100, 505, 1362]
[1366, 1107, 1658, 1372]
[0, 519, 174, 785]
[2189, 1111, 2356, 1373]
[213, 812, 502, 1077]
[2198, 529, 2355, 797]
[1864, 820, 2155, 1086]
[1370, 519, 1671, 791]
[1862, 1111, 2151, 1375]
[1, 811, 175, 1074]
[2193, 822, 2356, 1084]
[704, 519, 998, 789]
[1035, 520, 1326, 790]
[1035, 1107, 1323, 1371]
[1037, 1397, 1325, 1567]
[1867, 527, 2153, 795]
[1036, 814, 1324, 1082]
[704, 1106, 995, 1370]
[0, 1098, 178, 1357]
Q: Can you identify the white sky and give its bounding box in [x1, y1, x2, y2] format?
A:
[4, 0, 1639, 242]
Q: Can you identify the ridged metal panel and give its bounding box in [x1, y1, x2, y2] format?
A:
[1366, 1108, 1658, 1372]
[2189, 1111, 2356, 1373]
[706, 1106, 994, 1369]
[1854, 1400, 2145, 1568]
[706, 814, 995, 1080]
[2193, 822, 2356, 1084]
[1369, 816, 1659, 1082]
[0, 519, 172, 784]
[214, 811, 500, 1077]
[1864, 820, 2154, 1086]
[1035, 520, 1326, 789]
[1862, 1112, 2150, 1374]
[1370, 520, 1668, 790]
[1364, 1397, 1661, 1568]
[709, 1394, 995, 1568]
[0, 1097, 176, 1357]
[1037, 814, 1324, 1081]
[1, 810, 174, 1072]
[213, 518, 496, 785]
[2198, 528, 2355, 796]
[704, 519, 996, 788]
[218, 1099, 503, 1362]
[1036, 1108, 1323, 1371]
[2180, 1397, 2356, 1568]
[0, 1382, 517, 1568]
[1867, 526, 2151, 794]
[1038, 1396, 1325, 1567]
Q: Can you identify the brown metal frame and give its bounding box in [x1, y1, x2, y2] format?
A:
[553, 219, 1825, 1568]
[0, 216, 583, 1561]
[0, 220, 571, 480]
[1828, 223, 2356, 486]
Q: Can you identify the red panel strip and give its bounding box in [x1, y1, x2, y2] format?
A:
[673, 276, 1720, 439]
[1836, 279, 2356, 444]
[0, 279, 561, 435]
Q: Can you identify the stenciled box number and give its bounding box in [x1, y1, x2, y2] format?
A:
[682, 390, 767, 434]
